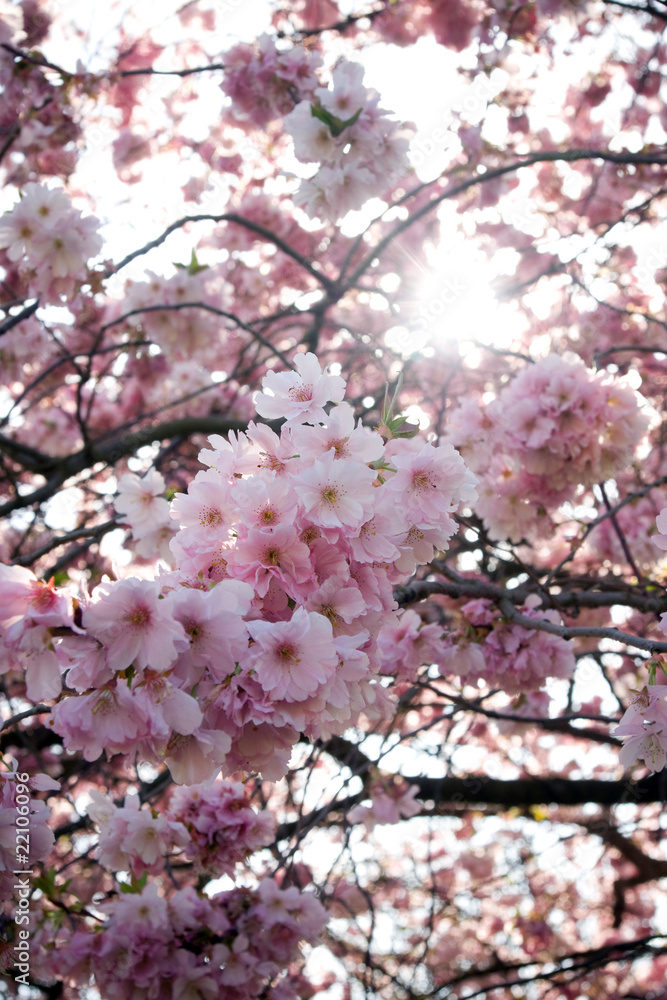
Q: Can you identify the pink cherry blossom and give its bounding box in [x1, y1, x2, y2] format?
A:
[254, 352, 346, 424]
[115, 469, 171, 536]
[167, 779, 275, 874]
[48, 682, 149, 761]
[613, 686, 667, 772]
[387, 440, 478, 526]
[246, 607, 338, 702]
[291, 401, 384, 464]
[170, 468, 238, 547]
[295, 451, 376, 532]
[227, 523, 314, 599]
[83, 577, 186, 673]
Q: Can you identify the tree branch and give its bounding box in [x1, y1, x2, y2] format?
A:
[105, 213, 337, 293]
[0, 299, 39, 338]
[347, 148, 667, 289]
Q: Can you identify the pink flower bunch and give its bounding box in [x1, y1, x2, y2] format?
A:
[87, 789, 190, 877]
[221, 34, 321, 129]
[0, 565, 74, 701]
[445, 354, 647, 542]
[0, 41, 81, 186]
[613, 685, 667, 772]
[166, 778, 275, 874]
[347, 778, 422, 831]
[437, 596, 575, 693]
[0, 182, 102, 303]
[43, 879, 327, 1000]
[284, 61, 414, 220]
[114, 470, 177, 562]
[377, 608, 445, 683]
[38, 351, 475, 782]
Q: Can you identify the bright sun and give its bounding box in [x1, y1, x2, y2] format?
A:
[411, 239, 532, 368]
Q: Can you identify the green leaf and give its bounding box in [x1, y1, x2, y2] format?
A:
[173, 250, 208, 275]
[120, 872, 148, 894]
[380, 373, 404, 427]
[33, 866, 58, 899]
[188, 249, 208, 275]
[310, 103, 363, 138]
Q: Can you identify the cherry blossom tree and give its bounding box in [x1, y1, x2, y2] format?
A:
[3, 1, 667, 997]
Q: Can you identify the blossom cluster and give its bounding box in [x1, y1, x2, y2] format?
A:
[0, 22, 82, 188]
[86, 778, 276, 878]
[437, 596, 575, 693]
[87, 788, 190, 878]
[0, 565, 75, 702]
[40, 879, 328, 1000]
[613, 685, 667, 772]
[0, 182, 102, 303]
[221, 34, 321, 128]
[167, 779, 276, 874]
[377, 607, 445, 683]
[444, 353, 647, 542]
[0, 352, 476, 785]
[285, 61, 413, 220]
[115, 469, 177, 562]
[118, 267, 227, 358]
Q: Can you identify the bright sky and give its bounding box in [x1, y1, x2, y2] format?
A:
[11, 0, 662, 359]
[22, 0, 536, 362]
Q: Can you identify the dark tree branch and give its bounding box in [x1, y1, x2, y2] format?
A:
[105, 213, 337, 293]
[0, 42, 225, 79]
[347, 148, 667, 289]
[0, 299, 39, 337]
[599, 0, 667, 20]
[11, 518, 120, 567]
[0, 415, 276, 517]
[415, 771, 667, 809]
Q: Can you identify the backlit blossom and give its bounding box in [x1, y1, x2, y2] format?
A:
[115, 470, 171, 536]
[254, 351, 346, 424]
[613, 685, 667, 772]
[348, 780, 422, 831]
